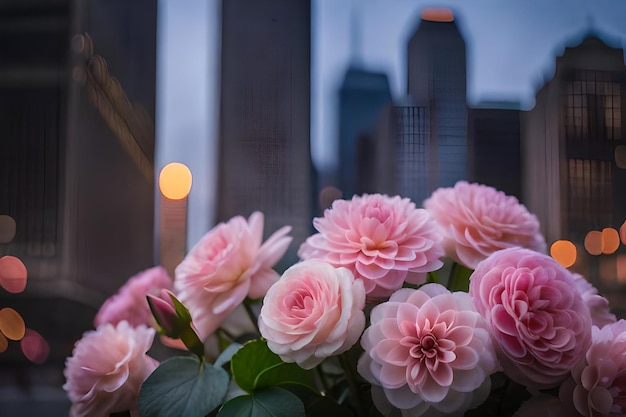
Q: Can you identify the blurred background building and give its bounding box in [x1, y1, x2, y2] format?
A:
[1, 1, 626, 416]
[0, 0, 157, 414]
[218, 0, 313, 260]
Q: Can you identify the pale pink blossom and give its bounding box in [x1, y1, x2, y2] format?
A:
[63, 321, 158, 417]
[298, 194, 444, 301]
[94, 266, 173, 328]
[469, 247, 592, 389]
[559, 320, 626, 417]
[572, 273, 616, 328]
[513, 395, 579, 417]
[358, 284, 498, 417]
[423, 181, 546, 269]
[259, 260, 365, 369]
[175, 212, 292, 341]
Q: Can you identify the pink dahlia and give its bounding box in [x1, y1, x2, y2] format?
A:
[259, 260, 366, 369]
[298, 194, 444, 301]
[469, 247, 592, 389]
[559, 320, 626, 417]
[63, 321, 158, 417]
[572, 273, 616, 328]
[358, 284, 498, 417]
[174, 212, 292, 341]
[423, 181, 546, 269]
[94, 266, 173, 328]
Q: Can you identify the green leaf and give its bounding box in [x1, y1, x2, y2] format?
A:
[217, 387, 305, 417]
[139, 356, 229, 417]
[231, 339, 314, 393]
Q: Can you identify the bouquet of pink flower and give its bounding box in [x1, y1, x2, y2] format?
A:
[63, 181, 623, 417]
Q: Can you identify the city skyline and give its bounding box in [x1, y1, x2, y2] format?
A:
[157, 1, 626, 248]
[312, 0, 626, 171]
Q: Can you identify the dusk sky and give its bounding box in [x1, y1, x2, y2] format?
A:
[157, 0, 626, 246]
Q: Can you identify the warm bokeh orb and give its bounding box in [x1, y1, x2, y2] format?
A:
[602, 228, 620, 255]
[0, 308, 26, 341]
[20, 329, 50, 364]
[0, 215, 16, 244]
[159, 162, 192, 200]
[550, 240, 577, 268]
[0, 256, 27, 294]
[584, 231, 603, 256]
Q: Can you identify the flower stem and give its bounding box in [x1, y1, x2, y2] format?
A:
[315, 364, 331, 395]
[339, 353, 366, 417]
[243, 300, 261, 334]
[448, 261, 473, 292]
[179, 324, 205, 361]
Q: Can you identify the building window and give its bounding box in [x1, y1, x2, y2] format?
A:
[394, 106, 430, 204]
[567, 158, 613, 239]
[565, 70, 622, 141]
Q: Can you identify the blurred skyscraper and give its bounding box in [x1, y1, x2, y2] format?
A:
[407, 9, 468, 190]
[0, 0, 157, 415]
[468, 104, 522, 199]
[523, 34, 626, 244]
[336, 68, 392, 198]
[218, 0, 312, 258]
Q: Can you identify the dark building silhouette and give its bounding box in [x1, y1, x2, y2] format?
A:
[468, 104, 522, 199]
[337, 68, 392, 199]
[407, 9, 468, 189]
[0, 1, 157, 415]
[218, 0, 312, 258]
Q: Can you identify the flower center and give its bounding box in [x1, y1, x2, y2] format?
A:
[403, 333, 439, 360]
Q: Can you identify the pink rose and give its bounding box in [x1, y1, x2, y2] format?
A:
[175, 212, 292, 341]
[94, 266, 173, 328]
[298, 194, 444, 301]
[513, 395, 578, 417]
[423, 181, 546, 269]
[571, 273, 616, 328]
[358, 284, 498, 417]
[559, 320, 626, 417]
[469, 247, 592, 389]
[63, 321, 158, 417]
[259, 260, 366, 369]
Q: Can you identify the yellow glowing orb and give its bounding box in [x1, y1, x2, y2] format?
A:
[550, 240, 577, 268]
[159, 163, 192, 200]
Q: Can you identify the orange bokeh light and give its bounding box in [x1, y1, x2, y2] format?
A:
[602, 228, 620, 255]
[0, 307, 26, 341]
[550, 240, 577, 268]
[159, 163, 192, 200]
[620, 221, 626, 246]
[0, 255, 27, 294]
[421, 8, 454, 22]
[584, 231, 603, 256]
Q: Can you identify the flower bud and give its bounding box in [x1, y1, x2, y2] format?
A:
[147, 290, 178, 337]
